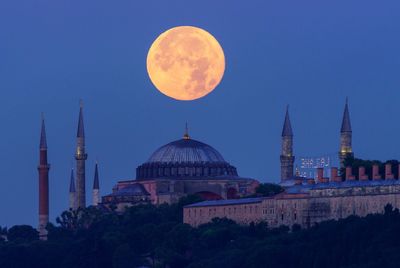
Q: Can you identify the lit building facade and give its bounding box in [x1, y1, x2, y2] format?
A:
[184, 166, 400, 228]
[184, 100, 400, 228]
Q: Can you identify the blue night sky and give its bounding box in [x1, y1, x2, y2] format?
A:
[0, 0, 400, 226]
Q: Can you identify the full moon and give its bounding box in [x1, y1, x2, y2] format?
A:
[146, 26, 225, 101]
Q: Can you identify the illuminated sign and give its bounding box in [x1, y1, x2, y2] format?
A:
[300, 156, 331, 169]
[295, 154, 338, 178]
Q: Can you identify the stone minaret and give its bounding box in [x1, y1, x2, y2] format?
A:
[92, 162, 100, 206]
[339, 98, 353, 168]
[69, 168, 76, 210]
[280, 106, 295, 182]
[75, 101, 87, 208]
[38, 115, 50, 239]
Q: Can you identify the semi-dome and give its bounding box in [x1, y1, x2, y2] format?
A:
[136, 131, 238, 180]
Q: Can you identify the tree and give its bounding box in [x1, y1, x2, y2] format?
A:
[255, 183, 284, 197]
[112, 244, 143, 268]
[0, 226, 7, 242]
[7, 225, 38, 243]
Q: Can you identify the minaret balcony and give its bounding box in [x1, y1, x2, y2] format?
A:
[75, 152, 88, 160]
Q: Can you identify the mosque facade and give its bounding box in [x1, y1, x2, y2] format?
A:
[101, 127, 259, 210]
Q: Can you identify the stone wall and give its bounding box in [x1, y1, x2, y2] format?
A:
[184, 200, 263, 227]
[184, 184, 400, 228]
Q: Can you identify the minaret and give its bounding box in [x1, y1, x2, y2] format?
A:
[339, 98, 353, 167]
[92, 162, 100, 206]
[38, 114, 50, 239]
[69, 168, 76, 210]
[280, 106, 295, 182]
[75, 101, 87, 208]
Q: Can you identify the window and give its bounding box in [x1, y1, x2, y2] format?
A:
[281, 213, 284, 221]
[294, 213, 297, 220]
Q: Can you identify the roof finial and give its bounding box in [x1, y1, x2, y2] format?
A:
[183, 122, 190, 140]
[80, 99, 84, 108]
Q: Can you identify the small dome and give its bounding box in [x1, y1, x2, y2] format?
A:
[147, 138, 226, 164]
[111, 183, 150, 197]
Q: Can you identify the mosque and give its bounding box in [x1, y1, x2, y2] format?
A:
[36, 102, 258, 236]
[101, 126, 259, 210]
[38, 99, 400, 237]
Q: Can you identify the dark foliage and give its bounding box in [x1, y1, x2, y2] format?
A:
[341, 156, 399, 180]
[252, 183, 284, 197]
[1, 198, 400, 268]
[7, 225, 39, 243]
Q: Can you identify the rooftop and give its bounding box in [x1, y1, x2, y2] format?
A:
[184, 197, 263, 208]
[107, 183, 150, 197]
[285, 179, 400, 194]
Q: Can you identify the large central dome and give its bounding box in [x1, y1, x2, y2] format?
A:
[136, 132, 238, 180]
[147, 138, 226, 164]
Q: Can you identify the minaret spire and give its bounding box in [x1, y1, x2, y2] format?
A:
[280, 106, 295, 182]
[38, 114, 50, 239]
[40, 113, 47, 149]
[339, 98, 354, 167]
[77, 99, 85, 139]
[340, 97, 352, 133]
[69, 168, 76, 210]
[92, 161, 100, 206]
[75, 100, 88, 208]
[282, 105, 293, 137]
